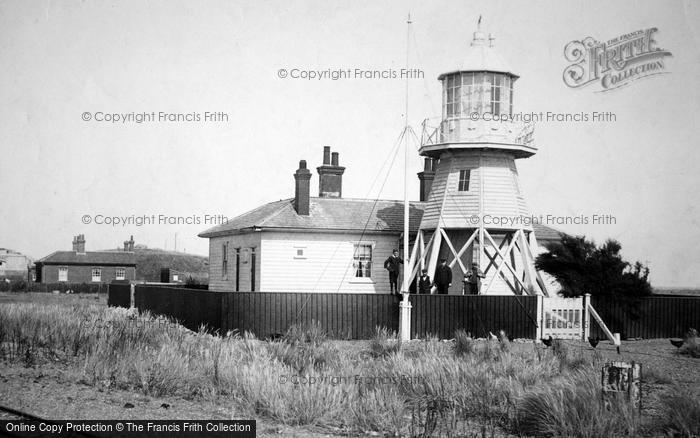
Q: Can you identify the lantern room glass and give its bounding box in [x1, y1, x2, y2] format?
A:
[443, 72, 513, 119]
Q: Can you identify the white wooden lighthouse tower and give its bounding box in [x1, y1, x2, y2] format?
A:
[407, 22, 549, 296]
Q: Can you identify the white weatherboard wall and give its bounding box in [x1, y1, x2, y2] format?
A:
[260, 231, 399, 293]
[208, 233, 261, 292]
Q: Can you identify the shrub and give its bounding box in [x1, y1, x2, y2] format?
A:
[498, 330, 511, 353]
[453, 329, 474, 357]
[515, 370, 644, 437]
[369, 326, 401, 359]
[680, 328, 699, 358]
[283, 321, 327, 346]
[655, 385, 700, 437]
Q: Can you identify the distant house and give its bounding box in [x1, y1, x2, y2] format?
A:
[199, 147, 561, 293]
[35, 235, 136, 284]
[0, 248, 32, 279]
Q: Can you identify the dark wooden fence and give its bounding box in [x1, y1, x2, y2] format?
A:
[107, 283, 131, 308]
[590, 295, 700, 339]
[409, 295, 538, 339]
[107, 285, 700, 340]
[134, 285, 222, 332]
[220, 292, 399, 339]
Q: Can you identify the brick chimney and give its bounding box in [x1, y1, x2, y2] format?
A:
[124, 235, 135, 252]
[317, 146, 345, 198]
[72, 234, 86, 253]
[294, 160, 311, 215]
[417, 158, 435, 202]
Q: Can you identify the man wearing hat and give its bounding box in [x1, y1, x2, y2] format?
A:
[433, 258, 452, 294]
[383, 249, 403, 295]
[466, 262, 485, 295]
[417, 269, 432, 294]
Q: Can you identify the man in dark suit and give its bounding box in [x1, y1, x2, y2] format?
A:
[418, 269, 431, 294]
[383, 249, 403, 294]
[433, 258, 452, 294]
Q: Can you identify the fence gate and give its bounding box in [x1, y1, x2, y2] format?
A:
[540, 296, 584, 339]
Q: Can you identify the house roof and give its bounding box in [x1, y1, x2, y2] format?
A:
[198, 197, 562, 241]
[199, 198, 426, 237]
[532, 223, 562, 242]
[38, 251, 136, 266]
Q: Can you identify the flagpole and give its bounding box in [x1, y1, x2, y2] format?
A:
[399, 12, 413, 342]
[401, 13, 411, 296]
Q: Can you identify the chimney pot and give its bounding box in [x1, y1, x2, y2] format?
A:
[317, 147, 345, 198]
[73, 234, 86, 253]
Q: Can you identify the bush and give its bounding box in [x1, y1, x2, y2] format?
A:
[516, 370, 644, 437]
[655, 385, 700, 437]
[453, 329, 474, 357]
[680, 328, 700, 358]
[369, 326, 401, 359]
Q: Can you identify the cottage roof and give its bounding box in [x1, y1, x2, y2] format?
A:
[38, 251, 136, 266]
[198, 197, 561, 241]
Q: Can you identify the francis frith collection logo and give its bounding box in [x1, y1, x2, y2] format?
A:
[563, 27, 672, 92]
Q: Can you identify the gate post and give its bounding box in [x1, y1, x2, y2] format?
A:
[130, 284, 136, 309]
[536, 294, 543, 340]
[583, 293, 591, 341]
[399, 295, 412, 341]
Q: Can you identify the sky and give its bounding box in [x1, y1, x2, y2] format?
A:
[0, 0, 698, 287]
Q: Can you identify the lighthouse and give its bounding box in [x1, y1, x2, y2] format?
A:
[407, 20, 549, 296]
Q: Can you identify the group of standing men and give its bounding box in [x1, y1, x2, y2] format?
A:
[383, 249, 485, 295]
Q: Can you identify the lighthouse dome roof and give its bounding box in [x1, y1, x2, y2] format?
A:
[438, 26, 518, 79]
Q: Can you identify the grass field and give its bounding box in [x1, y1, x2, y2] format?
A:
[0, 292, 698, 437]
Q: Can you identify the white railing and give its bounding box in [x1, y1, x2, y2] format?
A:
[540, 296, 584, 340]
[421, 116, 535, 147]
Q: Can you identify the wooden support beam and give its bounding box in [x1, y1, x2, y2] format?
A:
[426, 229, 442, 285]
[441, 228, 468, 274]
[588, 303, 619, 345]
[481, 229, 521, 294]
[405, 230, 421, 290]
[518, 230, 536, 294]
[483, 229, 528, 292]
[522, 232, 550, 297]
[409, 231, 434, 284]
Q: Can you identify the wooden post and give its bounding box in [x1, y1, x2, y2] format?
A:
[399, 298, 412, 341]
[536, 294, 544, 340]
[583, 293, 591, 341]
[130, 283, 135, 309]
[602, 361, 642, 411]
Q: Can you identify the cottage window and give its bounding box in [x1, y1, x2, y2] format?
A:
[353, 243, 373, 278]
[222, 242, 229, 279]
[458, 169, 471, 191]
[92, 268, 101, 282]
[58, 267, 68, 282]
[115, 267, 126, 280]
